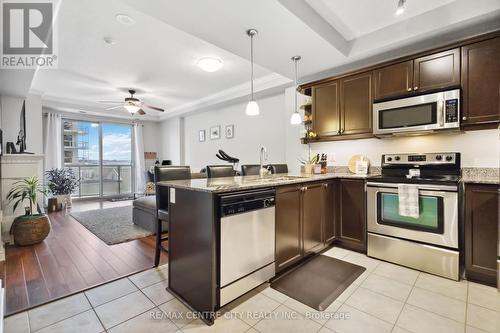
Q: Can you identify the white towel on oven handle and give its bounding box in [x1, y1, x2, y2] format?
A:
[398, 184, 419, 218]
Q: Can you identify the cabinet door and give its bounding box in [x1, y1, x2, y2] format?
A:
[312, 81, 341, 136]
[373, 61, 413, 100]
[338, 179, 366, 252]
[275, 186, 302, 272]
[302, 184, 325, 254]
[465, 184, 499, 285]
[341, 73, 373, 135]
[323, 181, 338, 243]
[413, 48, 460, 92]
[461, 37, 500, 126]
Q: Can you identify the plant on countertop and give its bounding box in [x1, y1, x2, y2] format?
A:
[298, 154, 319, 165]
[45, 168, 79, 195]
[6, 176, 50, 246]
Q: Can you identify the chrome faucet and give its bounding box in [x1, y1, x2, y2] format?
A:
[259, 146, 270, 177]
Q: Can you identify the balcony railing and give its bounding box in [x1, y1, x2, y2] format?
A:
[65, 165, 132, 197]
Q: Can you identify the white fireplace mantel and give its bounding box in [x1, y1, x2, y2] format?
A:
[0, 153, 45, 260]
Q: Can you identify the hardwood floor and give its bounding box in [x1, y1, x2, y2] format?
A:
[1, 199, 168, 316]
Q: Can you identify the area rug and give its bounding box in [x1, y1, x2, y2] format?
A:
[71, 206, 153, 245]
[271, 255, 366, 311]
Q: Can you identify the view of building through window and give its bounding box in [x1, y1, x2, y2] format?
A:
[63, 120, 133, 197]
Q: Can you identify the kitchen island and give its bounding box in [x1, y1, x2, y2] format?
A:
[157, 172, 376, 324]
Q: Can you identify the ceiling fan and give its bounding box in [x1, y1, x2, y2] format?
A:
[98, 89, 165, 115]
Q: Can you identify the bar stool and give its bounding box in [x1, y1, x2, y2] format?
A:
[154, 165, 191, 266]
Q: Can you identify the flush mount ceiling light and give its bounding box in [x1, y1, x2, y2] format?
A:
[395, 0, 406, 15]
[245, 29, 260, 116]
[197, 57, 223, 72]
[290, 55, 302, 125]
[116, 14, 135, 25]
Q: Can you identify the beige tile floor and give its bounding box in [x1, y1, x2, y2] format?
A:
[4, 248, 499, 333]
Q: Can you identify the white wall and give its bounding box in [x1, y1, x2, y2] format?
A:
[182, 93, 287, 172]
[309, 129, 499, 168]
[163, 88, 499, 172]
[142, 121, 161, 154]
[1, 94, 43, 154]
[160, 117, 183, 165]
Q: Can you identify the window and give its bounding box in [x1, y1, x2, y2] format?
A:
[63, 119, 133, 197]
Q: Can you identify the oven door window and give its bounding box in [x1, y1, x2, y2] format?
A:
[379, 102, 437, 129]
[377, 192, 444, 234]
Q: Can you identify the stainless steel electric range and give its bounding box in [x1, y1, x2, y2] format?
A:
[366, 152, 461, 280]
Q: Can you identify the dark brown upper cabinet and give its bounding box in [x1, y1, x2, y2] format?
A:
[373, 60, 413, 100]
[341, 72, 373, 135]
[337, 179, 366, 253]
[465, 184, 499, 286]
[461, 37, 500, 127]
[275, 186, 303, 272]
[312, 81, 340, 137]
[413, 48, 460, 92]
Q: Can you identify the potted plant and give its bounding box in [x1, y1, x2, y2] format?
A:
[298, 154, 319, 174]
[6, 176, 50, 246]
[45, 168, 79, 208]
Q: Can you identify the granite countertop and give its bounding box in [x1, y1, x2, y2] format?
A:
[461, 168, 499, 185]
[158, 172, 379, 193]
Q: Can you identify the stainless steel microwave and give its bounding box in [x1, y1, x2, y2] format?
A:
[373, 89, 460, 136]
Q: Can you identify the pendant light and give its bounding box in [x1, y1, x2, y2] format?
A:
[245, 29, 260, 116]
[395, 0, 406, 15]
[290, 55, 302, 125]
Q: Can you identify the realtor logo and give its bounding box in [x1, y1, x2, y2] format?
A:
[1, 0, 58, 68]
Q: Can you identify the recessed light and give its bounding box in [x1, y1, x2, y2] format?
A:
[116, 14, 135, 25]
[196, 57, 223, 72]
[103, 37, 116, 45]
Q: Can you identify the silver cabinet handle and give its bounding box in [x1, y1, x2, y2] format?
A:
[407, 87, 412, 92]
[462, 116, 467, 121]
[414, 86, 418, 90]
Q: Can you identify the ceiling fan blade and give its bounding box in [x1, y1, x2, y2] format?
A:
[105, 105, 123, 110]
[144, 104, 165, 112]
[137, 109, 146, 115]
[98, 101, 123, 104]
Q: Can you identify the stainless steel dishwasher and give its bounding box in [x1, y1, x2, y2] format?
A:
[219, 189, 276, 306]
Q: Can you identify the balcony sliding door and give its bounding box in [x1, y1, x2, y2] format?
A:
[63, 119, 133, 198]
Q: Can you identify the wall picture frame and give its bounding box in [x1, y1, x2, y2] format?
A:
[225, 125, 234, 139]
[198, 130, 206, 142]
[210, 125, 220, 140]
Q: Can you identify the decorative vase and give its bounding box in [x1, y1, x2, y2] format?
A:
[304, 164, 314, 174]
[10, 214, 50, 246]
[56, 194, 72, 208]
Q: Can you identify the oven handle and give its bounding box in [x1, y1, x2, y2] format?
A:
[366, 182, 457, 192]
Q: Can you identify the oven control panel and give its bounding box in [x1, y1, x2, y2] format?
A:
[383, 153, 459, 165]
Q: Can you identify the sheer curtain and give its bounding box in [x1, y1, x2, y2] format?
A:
[133, 123, 146, 193]
[44, 113, 62, 170]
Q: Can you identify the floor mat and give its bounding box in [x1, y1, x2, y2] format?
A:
[71, 206, 153, 245]
[271, 255, 366, 311]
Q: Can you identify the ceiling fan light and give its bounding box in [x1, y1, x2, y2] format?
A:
[197, 57, 223, 72]
[245, 100, 260, 116]
[124, 102, 140, 114]
[290, 112, 302, 125]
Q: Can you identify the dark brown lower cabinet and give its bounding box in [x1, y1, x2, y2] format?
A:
[337, 179, 366, 252]
[302, 184, 326, 254]
[275, 181, 336, 272]
[323, 181, 338, 243]
[275, 186, 303, 272]
[465, 184, 499, 286]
